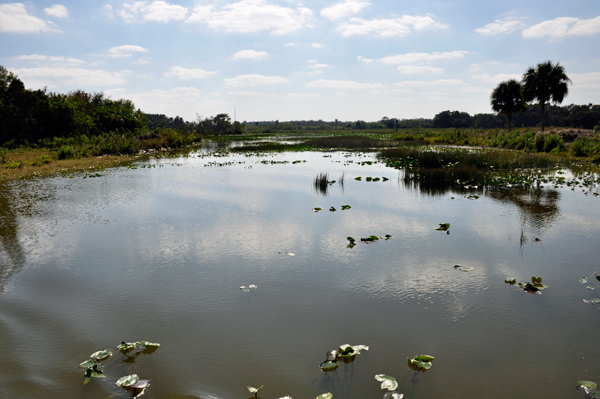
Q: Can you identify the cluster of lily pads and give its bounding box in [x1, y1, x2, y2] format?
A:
[240, 284, 257, 292]
[313, 205, 351, 212]
[576, 380, 600, 398]
[319, 344, 369, 372]
[346, 235, 392, 247]
[79, 340, 159, 396]
[453, 264, 474, 272]
[247, 385, 332, 399]
[505, 276, 548, 294]
[373, 354, 435, 398]
[354, 176, 390, 182]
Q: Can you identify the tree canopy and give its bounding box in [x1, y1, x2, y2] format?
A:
[490, 79, 526, 131]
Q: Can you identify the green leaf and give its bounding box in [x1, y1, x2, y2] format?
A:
[316, 393, 333, 399]
[139, 341, 160, 347]
[79, 359, 98, 368]
[578, 381, 597, 389]
[117, 342, 136, 354]
[414, 354, 435, 362]
[505, 278, 516, 285]
[116, 374, 139, 387]
[90, 372, 105, 378]
[90, 350, 112, 360]
[338, 344, 369, 356]
[532, 276, 542, 285]
[83, 377, 91, 385]
[374, 374, 398, 391]
[319, 360, 340, 372]
[347, 237, 355, 243]
[248, 385, 263, 393]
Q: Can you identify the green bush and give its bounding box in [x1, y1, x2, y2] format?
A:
[57, 145, 76, 160]
[0, 147, 7, 163]
[594, 125, 599, 134]
[32, 154, 53, 165]
[544, 134, 563, 153]
[570, 138, 588, 157]
[535, 134, 545, 152]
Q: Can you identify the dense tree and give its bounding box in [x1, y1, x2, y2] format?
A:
[490, 79, 526, 131]
[522, 61, 571, 131]
[433, 110, 473, 128]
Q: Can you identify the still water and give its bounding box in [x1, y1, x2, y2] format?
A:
[0, 147, 599, 399]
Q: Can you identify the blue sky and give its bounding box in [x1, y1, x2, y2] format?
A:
[1, 1, 599, 122]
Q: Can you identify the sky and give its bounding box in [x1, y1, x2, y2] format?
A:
[1, 1, 600, 122]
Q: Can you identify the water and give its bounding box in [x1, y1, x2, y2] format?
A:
[0, 148, 599, 399]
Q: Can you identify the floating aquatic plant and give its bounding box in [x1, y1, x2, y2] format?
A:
[506, 276, 548, 294]
[583, 299, 600, 305]
[278, 251, 295, 256]
[383, 393, 403, 399]
[117, 341, 160, 356]
[347, 237, 356, 243]
[341, 205, 351, 210]
[330, 207, 336, 211]
[316, 394, 333, 399]
[505, 278, 517, 285]
[79, 349, 112, 385]
[375, 374, 398, 390]
[361, 235, 380, 243]
[435, 223, 450, 231]
[576, 380, 600, 397]
[407, 354, 435, 372]
[240, 285, 257, 292]
[319, 360, 341, 372]
[453, 265, 474, 272]
[116, 374, 151, 398]
[313, 207, 322, 212]
[248, 385, 263, 398]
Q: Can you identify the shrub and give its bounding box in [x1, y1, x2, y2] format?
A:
[0, 147, 7, 163]
[57, 145, 76, 160]
[544, 134, 563, 153]
[32, 154, 53, 166]
[594, 125, 599, 134]
[535, 134, 545, 152]
[570, 138, 588, 157]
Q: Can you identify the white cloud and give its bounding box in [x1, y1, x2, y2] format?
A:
[13, 54, 85, 67]
[470, 73, 521, 83]
[380, 50, 469, 64]
[305, 79, 384, 89]
[224, 74, 289, 87]
[523, 16, 600, 38]
[104, 4, 114, 18]
[13, 67, 129, 88]
[232, 50, 269, 60]
[44, 5, 68, 18]
[165, 66, 218, 79]
[119, 1, 188, 22]
[335, 14, 446, 37]
[307, 60, 317, 63]
[357, 56, 373, 63]
[286, 93, 323, 98]
[307, 63, 329, 69]
[570, 72, 600, 89]
[320, 0, 369, 21]
[0, 3, 50, 33]
[475, 18, 524, 35]
[312, 42, 324, 48]
[394, 79, 467, 88]
[187, 0, 312, 35]
[396, 65, 443, 74]
[108, 45, 148, 58]
[226, 90, 264, 96]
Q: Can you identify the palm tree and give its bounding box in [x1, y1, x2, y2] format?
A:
[490, 79, 526, 131]
[522, 61, 571, 131]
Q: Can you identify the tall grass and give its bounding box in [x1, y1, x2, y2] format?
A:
[314, 172, 330, 195]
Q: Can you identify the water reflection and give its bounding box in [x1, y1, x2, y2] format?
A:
[0, 182, 25, 292]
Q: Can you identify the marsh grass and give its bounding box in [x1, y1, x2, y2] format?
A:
[314, 172, 330, 195]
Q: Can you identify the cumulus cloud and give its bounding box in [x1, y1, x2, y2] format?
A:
[475, 18, 524, 35]
[396, 65, 443, 74]
[357, 56, 373, 63]
[380, 50, 469, 64]
[320, 0, 370, 21]
[523, 16, 600, 38]
[119, 1, 188, 22]
[307, 63, 329, 68]
[44, 4, 68, 18]
[394, 79, 466, 88]
[12, 67, 129, 89]
[305, 79, 383, 89]
[569, 72, 600, 89]
[108, 45, 148, 58]
[335, 14, 446, 37]
[312, 42, 324, 48]
[224, 74, 289, 87]
[187, 0, 312, 35]
[232, 50, 269, 60]
[165, 66, 218, 79]
[0, 3, 51, 33]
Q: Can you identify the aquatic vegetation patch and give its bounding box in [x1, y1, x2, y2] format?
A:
[79, 349, 112, 384]
[375, 374, 398, 390]
[576, 380, 600, 397]
[407, 354, 435, 372]
[319, 344, 369, 371]
[240, 284, 258, 292]
[453, 265, 474, 272]
[435, 223, 450, 231]
[505, 276, 548, 294]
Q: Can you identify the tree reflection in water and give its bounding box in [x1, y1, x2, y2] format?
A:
[0, 181, 26, 292]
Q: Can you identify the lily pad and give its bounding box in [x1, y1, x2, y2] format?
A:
[313, 207, 322, 212]
[347, 237, 355, 243]
[116, 374, 139, 387]
[79, 359, 98, 368]
[338, 344, 369, 356]
[374, 374, 398, 391]
[435, 223, 450, 231]
[580, 277, 589, 284]
[319, 360, 340, 372]
[578, 381, 597, 389]
[248, 385, 263, 393]
[316, 394, 333, 399]
[139, 341, 160, 348]
[90, 350, 112, 361]
[341, 205, 351, 210]
[383, 393, 403, 399]
[408, 354, 435, 372]
[130, 379, 151, 389]
[326, 350, 338, 361]
[505, 278, 516, 285]
[583, 298, 600, 304]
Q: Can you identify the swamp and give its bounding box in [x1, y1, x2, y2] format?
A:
[0, 135, 599, 399]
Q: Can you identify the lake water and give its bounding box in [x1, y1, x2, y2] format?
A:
[0, 145, 599, 399]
